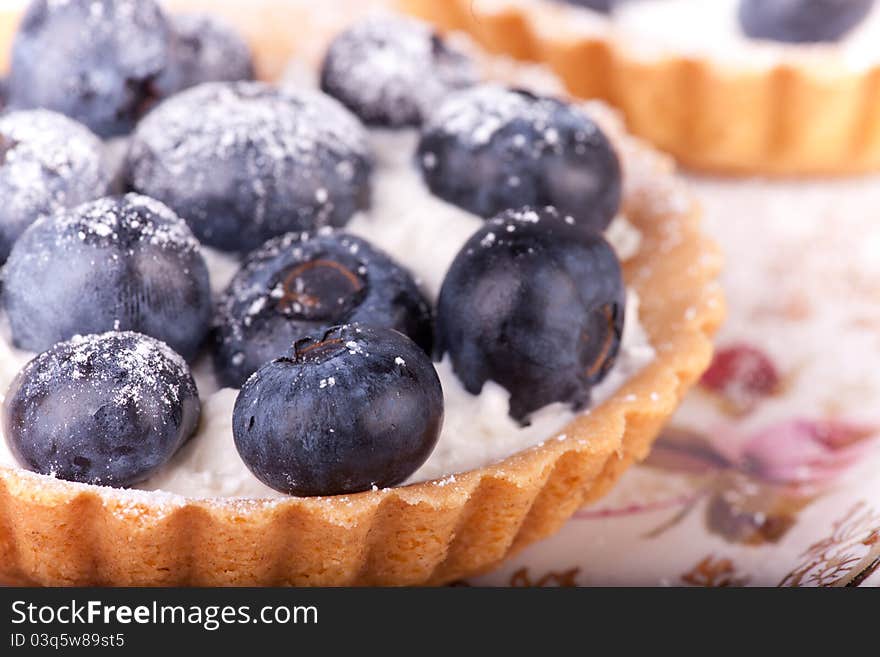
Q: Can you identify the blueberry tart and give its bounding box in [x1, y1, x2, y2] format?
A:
[403, 0, 880, 175]
[0, 3, 722, 587]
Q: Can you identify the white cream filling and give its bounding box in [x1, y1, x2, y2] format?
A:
[0, 129, 653, 499]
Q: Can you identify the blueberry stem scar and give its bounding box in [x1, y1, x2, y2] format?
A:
[292, 337, 347, 364]
[586, 305, 617, 379]
[278, 258, 365, 315]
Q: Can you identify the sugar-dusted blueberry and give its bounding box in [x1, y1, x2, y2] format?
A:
[320, 14, 476, 128]
[8, 0, 172, 137]
[436, 206, 625, 423]
[233, 324, 443, 496]
[3, 331, 200, 488]
[214, 230, 432, 389]
[157, 13, 255, 96]
[3, 193, 211, 360]
[0, 110, 110, 263]
[418, 85, 621, 234]
[739, 0, 875, 43]
[127, 82, 372, 252]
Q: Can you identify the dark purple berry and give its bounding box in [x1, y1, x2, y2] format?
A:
[739, 0, 875, 43]
[126, 82, 372, 252]
[418, 85, 621, 234]
[214, 230, 432, 388]
[233, 324, 443, 496]
[436, 206, 625, 423]
[158, 13, 255, 96]
[0, 110, 109, 263]
[3, 331, 200, 488]
[2, 193, 211, 361]
[8, 0, 172, 137]
[557, 0, 614, 12]
[320, 14, 476, 128]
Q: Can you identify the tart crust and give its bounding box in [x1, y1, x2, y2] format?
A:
[400, 0, 880, 176]
[0, 2, 724, 586]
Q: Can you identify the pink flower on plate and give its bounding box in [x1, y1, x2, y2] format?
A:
[738, 420, 878, 487]
[613, 420, 879, 545]
[700, 343, 781, 415]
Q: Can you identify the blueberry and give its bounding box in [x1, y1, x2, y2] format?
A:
[157, 13, 255, 96]
[436, 206, 625, 423]
[8, 0, 172, 137]
[233, 324, 443, 496]
[214, 230, 432, 389]
[126, 82, 372, 252]
[320, 14, 476, 128]
[3, 193, 211, 360]
[3, 331, 200, 487]
[556, 0, 614, 12]
[418, 85, 621, 234]
[0, 110, 110, 264]
[739, 0, 875, 43]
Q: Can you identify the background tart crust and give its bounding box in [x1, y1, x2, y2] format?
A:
[400, 0, 880, 177]
[0, 1, 723, 586]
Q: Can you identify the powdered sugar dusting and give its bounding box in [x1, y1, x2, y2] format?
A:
[41, 193, 200, 253]
[131, 82, 367, 188]
[0, 109, 109, 254]
[36, 0, 169, 73]
[320, 12, 476, 126]
[126, 81, 371, 247]
[423, 84, 598, 152]
[10, 330, 195, 427]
